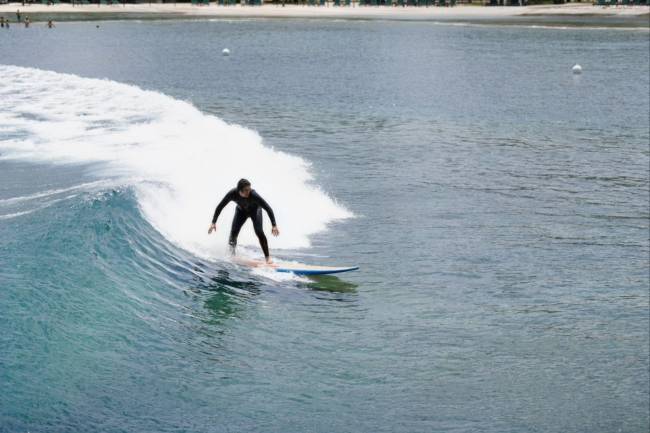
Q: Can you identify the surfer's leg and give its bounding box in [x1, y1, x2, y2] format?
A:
[251, 208, 270, 260]
[228, 207, 248, 256]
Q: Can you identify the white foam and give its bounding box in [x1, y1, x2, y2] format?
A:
[0, 196, 75, 220]
[0, 180, 111, 205]
[0, 65, 352, 259]
[0, 209, 37, 220]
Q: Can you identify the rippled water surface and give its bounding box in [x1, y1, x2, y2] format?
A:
[1, 19, 649, 433]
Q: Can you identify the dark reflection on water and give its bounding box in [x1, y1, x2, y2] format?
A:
[184, 266, 264, 322]
[303, 274, 358, 294]
[203, 290, 242, 321]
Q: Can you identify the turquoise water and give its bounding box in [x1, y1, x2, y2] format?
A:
[1, 20, 649, 433]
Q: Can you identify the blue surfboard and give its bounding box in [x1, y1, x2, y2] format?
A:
[275, 263, 359, 276]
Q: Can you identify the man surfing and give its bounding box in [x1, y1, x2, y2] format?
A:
[208, 179, 279, 264]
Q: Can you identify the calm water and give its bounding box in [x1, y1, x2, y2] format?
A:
[1, 19, 649, 433]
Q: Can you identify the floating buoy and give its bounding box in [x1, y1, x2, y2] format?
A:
[222, 48, 230, 56]
[572, 64, 582, 74]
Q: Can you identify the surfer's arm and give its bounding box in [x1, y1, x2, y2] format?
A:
[211, 189, 235, 224]
[253, 191, 277, 226]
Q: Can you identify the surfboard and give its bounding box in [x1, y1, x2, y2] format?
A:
[274, 262, 359, 276]
[233, 257, 358, 276]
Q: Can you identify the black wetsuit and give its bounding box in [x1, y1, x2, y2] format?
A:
[211, 189, 277, 258]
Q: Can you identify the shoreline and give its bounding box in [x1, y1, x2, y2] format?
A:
[0, 3, 648, 27]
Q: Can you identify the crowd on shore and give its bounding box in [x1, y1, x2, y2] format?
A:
[0, 0, 647, 25]
[2, 0, 649, 9]
[0, 9, 55, 27]
[3, 0, 648, 5]
[4, 0, 467, 6]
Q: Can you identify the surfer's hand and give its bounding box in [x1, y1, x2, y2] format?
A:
[272, 226, 279, 237]
[208, 223, 216, 234]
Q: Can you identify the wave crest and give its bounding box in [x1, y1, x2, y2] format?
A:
[0, 65, 352, 259]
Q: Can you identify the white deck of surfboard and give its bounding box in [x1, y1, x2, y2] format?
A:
[233, 257, 358, 275]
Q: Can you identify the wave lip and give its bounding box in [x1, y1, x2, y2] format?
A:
[0, 65, 352, 259]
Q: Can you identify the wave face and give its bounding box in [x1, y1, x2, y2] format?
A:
[0, 185, 300, 433]
[0, 65, 351, 259]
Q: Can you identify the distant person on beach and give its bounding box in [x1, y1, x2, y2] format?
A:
[16, 10, 21, 21]
[24, 17, 30, 28]
[47, 20, 54, 28]
[1, 17, 5, 28]
[208, 178, 280, 264]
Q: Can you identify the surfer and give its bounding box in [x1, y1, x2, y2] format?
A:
[208, 179, 279, 263]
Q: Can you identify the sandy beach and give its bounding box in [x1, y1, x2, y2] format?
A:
[0, 3, 648, 26]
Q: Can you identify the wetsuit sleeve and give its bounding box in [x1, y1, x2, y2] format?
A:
[211, 189, 235, 224]
[252, 190, 277, 226]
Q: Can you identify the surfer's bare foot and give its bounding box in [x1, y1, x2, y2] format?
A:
[265, 257, 274, 265]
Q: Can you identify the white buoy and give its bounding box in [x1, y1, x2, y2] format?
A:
[572, 64, 582, 74]
[222, 48, 230, 56]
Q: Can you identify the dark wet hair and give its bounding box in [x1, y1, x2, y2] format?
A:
[237, 178, 251, 192]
